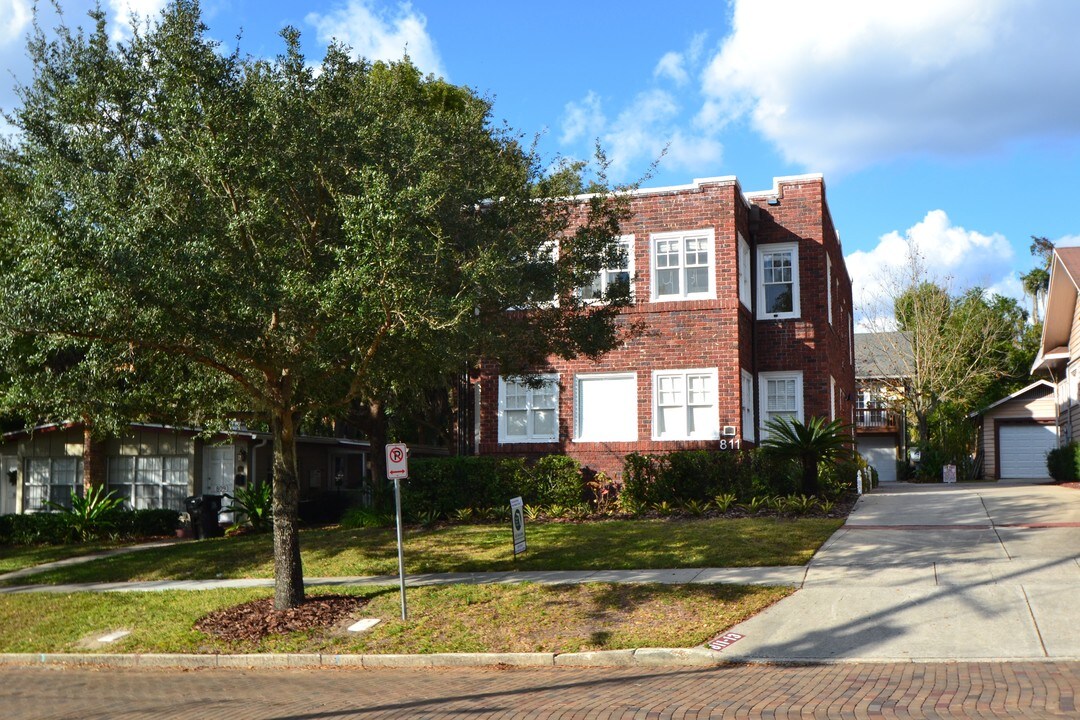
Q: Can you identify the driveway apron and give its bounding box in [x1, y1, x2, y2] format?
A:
[722, 483, 1080, 662]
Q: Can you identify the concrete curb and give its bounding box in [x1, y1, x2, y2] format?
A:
[0, 649, 729, 669]
[2, 651, 1079, 669]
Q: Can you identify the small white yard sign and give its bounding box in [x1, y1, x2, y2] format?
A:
[510, 496, 527, 556]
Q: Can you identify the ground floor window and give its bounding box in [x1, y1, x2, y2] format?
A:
[574, 373, 637, 442]
[652, 368, 720, 441]
[107, 456, 189, 511]
[24, 457, 83, 512]
[759, 371, 804, 439]
[498, 375, 560, 443]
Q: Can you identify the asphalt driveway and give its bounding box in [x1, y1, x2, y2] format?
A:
[723, 482, 1080, 662]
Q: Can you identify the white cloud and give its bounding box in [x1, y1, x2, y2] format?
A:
[847, 209, 1015, 321]
[702, 0, 1080, 173]
[305, 0, 445, 78]
[560, 91, 605, 145]
[0, 0, 31, 45]
[560, 33, 724, 181]
[108, 0, 168, 41]
[653, 33, 707, 87]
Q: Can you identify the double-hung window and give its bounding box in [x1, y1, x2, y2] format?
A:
[757, 242, 800, 319]
[651, 230, 715, 301]
[738, 234, 752, 310]
[499, 375, 559, 443]
[23, 457, 83, 512]
[759, 371, 804, 439]
[574, 373, 637, 442]
[579, 236, 634, 302]
[108, 456, 190, 511]
[653, 369, 719, 440]
[826, 255, 833, 324]
[741, 370, 755, 441]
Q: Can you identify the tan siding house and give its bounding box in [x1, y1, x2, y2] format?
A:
[972, 381, 1056, 481]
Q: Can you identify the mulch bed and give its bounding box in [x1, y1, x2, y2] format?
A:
[195, 595, 368, 643]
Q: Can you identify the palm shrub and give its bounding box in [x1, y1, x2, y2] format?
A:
[762, 416, 853, 497]
[46, 484, 125, 542]
[225, 482, 273, 532]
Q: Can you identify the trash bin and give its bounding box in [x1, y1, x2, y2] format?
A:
[185, 494, 225, 539]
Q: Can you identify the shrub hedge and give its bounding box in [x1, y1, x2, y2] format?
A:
[0, 508, 181, 546]
[621, 448, 804, 509]
[1047, 442, 1079, 482]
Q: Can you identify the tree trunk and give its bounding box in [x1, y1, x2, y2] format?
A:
[270, 408, 304, 610]
[82, 422, 105, 493]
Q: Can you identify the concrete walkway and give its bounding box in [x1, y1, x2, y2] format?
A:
[722, 482, 1080, 662]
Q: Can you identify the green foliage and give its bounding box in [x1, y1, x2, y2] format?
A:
[681, 499, 710, 517]
[46, 485, 125, 542]
[762, 416, 853, 496]
[225, 483, 273, 533]
[0, 507, 179, 546]
[622, 449, 799, 509]
[713, 493, 737, 513]
[781, 495, 819, 516]
[1047, 442, 1079, 482]
[524, 455, 584, 507]
[340, 507, 394, 529]
[0, 0, 636, 608]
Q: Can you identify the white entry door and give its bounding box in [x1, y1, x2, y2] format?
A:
[203, 446, 235, 496]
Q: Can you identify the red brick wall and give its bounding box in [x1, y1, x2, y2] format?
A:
[476, 175, 855, 480]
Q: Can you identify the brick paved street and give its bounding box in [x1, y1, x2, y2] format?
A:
[3, 662, 1077, 718]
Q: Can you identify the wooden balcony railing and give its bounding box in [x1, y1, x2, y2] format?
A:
[854, 408, 900, 432]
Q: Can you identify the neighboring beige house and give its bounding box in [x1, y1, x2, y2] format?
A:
[970, 381, 1057, 482]
[1033, 246, 1080, 451]
[854, 332, 912, 483]
[0, 422, 371, 515]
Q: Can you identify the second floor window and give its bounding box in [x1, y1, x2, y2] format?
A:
[651, 230, 715, 301]
[579, 236, 634, 302]
[758, 243, 800, 319]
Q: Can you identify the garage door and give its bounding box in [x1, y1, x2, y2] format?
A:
[999, 423, 1058, 479]
[857, 437, 898, 483]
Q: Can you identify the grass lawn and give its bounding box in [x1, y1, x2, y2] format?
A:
[0, 582, 791, 654]
[8, 517, 843, 585]
[0, 542, 119, 575]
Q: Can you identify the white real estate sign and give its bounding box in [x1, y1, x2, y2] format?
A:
[510, 496, 527, 555]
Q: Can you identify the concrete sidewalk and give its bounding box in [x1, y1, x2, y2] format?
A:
[721, 483, 1080, 663]
[0, 565, 808, 594]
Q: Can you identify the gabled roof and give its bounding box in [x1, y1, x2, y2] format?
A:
[1033, 246, 1080, 374]
[969, 379, 1055, 417]
[854, 331, 913, 380]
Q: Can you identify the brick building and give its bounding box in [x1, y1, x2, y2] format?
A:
[473, 173, 855, 480]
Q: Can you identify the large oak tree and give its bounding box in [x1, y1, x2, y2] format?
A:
[0, 1, 634, 609]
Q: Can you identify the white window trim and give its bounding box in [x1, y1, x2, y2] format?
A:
[498, 374, 560, 444]
[650, 228, 717, 302]
[573, 372, 638, 442]
[651, 368, 720, 441]
[756, 242, 801, 320]
[738, 233, 752, 310]
[579, 235, 635, 304]
[23, 457, 84, 513]
[741, 369, 755, 442]
[759, 370, 804, 439]
[826, 255, 833, 325]
[830, 376, 837, 421]
[107, 455, 190, 511]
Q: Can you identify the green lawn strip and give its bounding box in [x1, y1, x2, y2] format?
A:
[0, 543, 119, 575]
[0, 583, 791, 654]
[10, 517, 843, 585]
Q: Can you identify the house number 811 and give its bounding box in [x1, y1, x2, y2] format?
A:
[719, 439, 741, 450]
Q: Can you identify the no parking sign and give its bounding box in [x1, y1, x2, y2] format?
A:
[386, 443, 409, 479]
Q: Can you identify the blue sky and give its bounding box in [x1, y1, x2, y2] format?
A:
[3, 0, 1080, 322]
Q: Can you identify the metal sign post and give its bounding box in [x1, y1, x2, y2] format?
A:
[385, 444, 409, 621]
